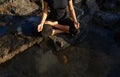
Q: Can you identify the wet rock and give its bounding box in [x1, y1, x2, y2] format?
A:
[49, 36, 71, 51]
[93, 11, 120, 28]
[0, 1, 120, 77]
[107, 64, 120, 77]
[115, 28, 120, 47]
[73, 0, 80, 4]
[0, 15, 44, 64]
[82, 0, 120, 29]
[96, 0, 120, 12]
[0, 15, 78, 64]
[73, 0, 98, 17]
[103, 0, 117, 10]
[0, 33, 43, 64]
[0, 0, 39, 15]
[86, 0, 99, 11]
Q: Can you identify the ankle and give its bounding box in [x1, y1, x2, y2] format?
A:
[51, 30, 55, 36]
[53, 21, 58, 26]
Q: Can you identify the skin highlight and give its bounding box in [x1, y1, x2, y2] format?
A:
[37, 0, 80, 35]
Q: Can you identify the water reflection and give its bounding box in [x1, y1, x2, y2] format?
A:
[0, 26, 8, 37]
[16, 16, 41, 37]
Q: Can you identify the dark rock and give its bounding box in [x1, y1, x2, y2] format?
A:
[86, 0, 99, 11]
[93, 11, 120, 28]
[49, 36, 71, 51]
[115, 28, 120, 47]
[103, 0, 117, 10]
[96, 0, 120, 12]
[107, 64, 120, 77]
[73, 0, 80, 4]
[0, 1, 120, 77]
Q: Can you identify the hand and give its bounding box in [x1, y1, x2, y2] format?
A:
[37, 24, 43, 32]
[74, 22, 80, 29]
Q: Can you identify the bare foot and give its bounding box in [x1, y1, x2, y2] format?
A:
[45, 21, 58, 26]
[51, 29, 65, 35]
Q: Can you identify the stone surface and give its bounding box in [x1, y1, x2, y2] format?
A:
[0, 0, 40, 15]
[0, 0, 120, 77]
[0, 12, 120, 77]
[0, 33, 43, 64]
[0, 16, 43, 64]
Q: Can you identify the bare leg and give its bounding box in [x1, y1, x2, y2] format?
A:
[45, 21, 58, 26]
[45, 20, 70, 33]
[52, 29, 68, 35]
[54, 24, 69, 33]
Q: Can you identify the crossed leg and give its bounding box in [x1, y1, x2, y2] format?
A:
[44, 20, 70, 35]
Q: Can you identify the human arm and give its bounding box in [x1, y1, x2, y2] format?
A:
[68, 0, 80, 29]
[37, 0, 48, 32]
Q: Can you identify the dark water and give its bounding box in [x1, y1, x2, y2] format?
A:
[16, 16, 41, 36]
[0, 26, 8, 37]
[0, 16, 41, 37]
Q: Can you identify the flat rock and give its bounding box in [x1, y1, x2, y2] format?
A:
[0, 33, 43, 64]
[0, 0, 39, 15]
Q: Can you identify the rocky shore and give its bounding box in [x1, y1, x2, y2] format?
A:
[0, 0, 120, 77]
